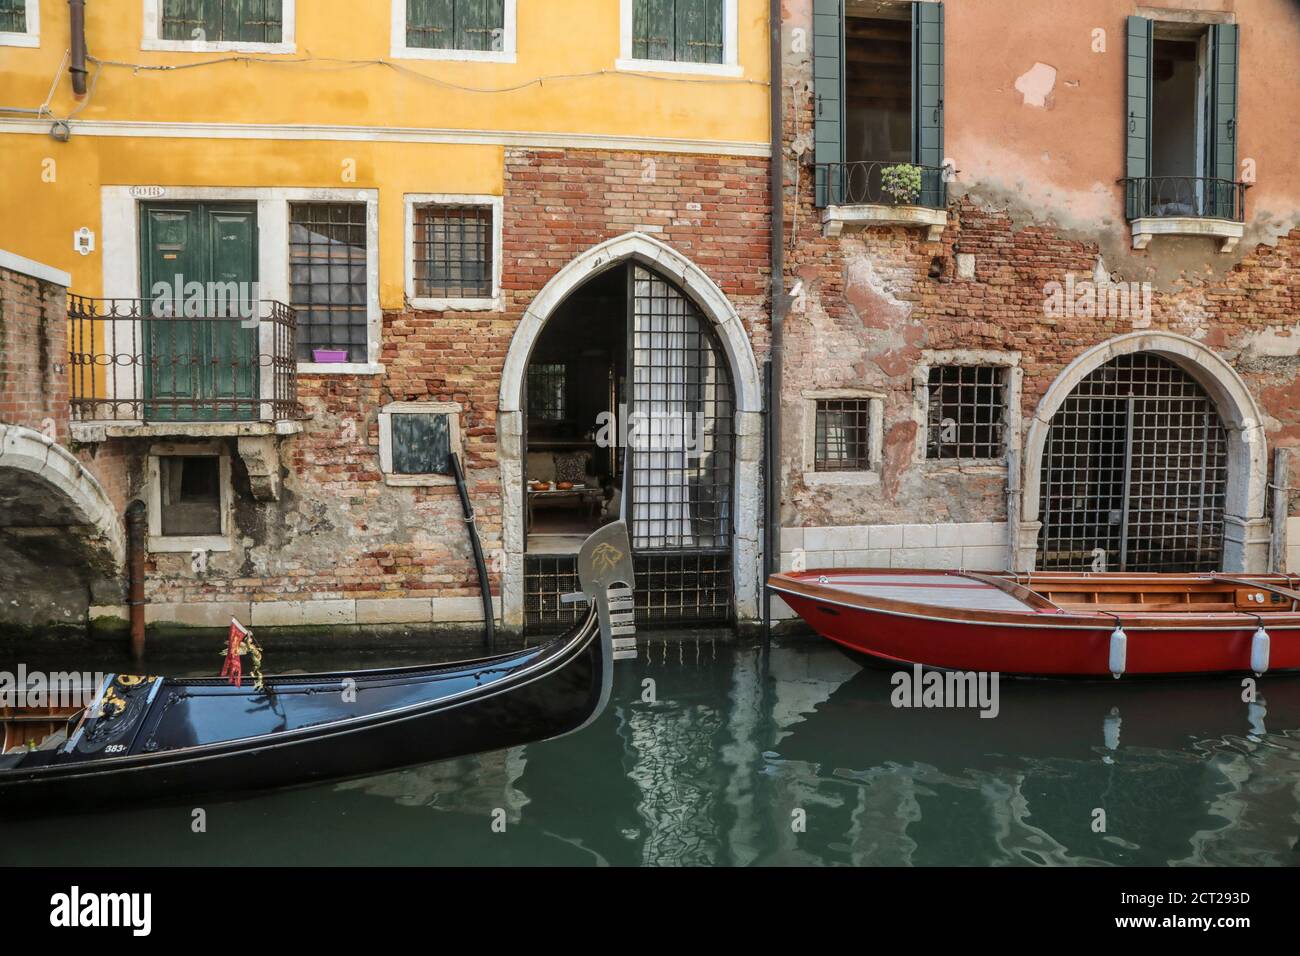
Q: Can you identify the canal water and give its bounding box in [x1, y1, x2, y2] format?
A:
[2, 634, 1299, 866]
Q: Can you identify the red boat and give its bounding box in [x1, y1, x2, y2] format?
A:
[767, 569, 1300, 678]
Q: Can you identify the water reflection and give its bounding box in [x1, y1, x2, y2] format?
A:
[2, 638, 1298, 866]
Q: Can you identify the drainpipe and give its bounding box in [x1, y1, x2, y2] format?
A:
[68, 0, 88, 96]
[762, 0, 785, 639]
[124, 499, 147, 659]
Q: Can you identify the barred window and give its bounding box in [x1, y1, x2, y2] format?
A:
[412, 204, 493, 299]
[633, 0, 724, 64]
[528, 363, 567, 421]
[815, 399, 873, 471]
[406, 0, 505, 52]
[160, 0, 283, 44]
[926, 365, 1007, 460]
[0, 0, 27, 33]
[289, 203, 368, 363]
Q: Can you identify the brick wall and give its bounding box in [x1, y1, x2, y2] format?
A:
[0, 264, 69, 439]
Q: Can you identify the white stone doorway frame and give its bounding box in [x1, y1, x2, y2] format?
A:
[498, 232, 763, 627]
[1017, 332, 1269, 572]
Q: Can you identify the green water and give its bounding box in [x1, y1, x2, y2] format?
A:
[2, 636, 1299, 866]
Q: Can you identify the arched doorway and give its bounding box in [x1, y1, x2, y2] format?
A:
[499, 233, 762, 631]
[1021, 333, 1269, 574]
[1037, 353, 1227, 572]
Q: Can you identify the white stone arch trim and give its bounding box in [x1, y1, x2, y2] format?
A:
[0, 423, 125, 568]
[497, 232, 763, 626]
[1020, 332, 1268, 571]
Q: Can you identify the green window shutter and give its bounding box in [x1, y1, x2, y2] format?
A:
[1124, 15, 1153, 219]
[457, 0, 504, 51]
[812, 0, 843, 207]
[634, 0, 676, 61]
[677, 0, 724, 64]
[912, 1, 944, 208]
[160, 0, 282, 44]
[0, 0, 27, 33]
[408, 0, 454, 49]
[408, 0, 503, 51]
[1209, 23, 1239, 219]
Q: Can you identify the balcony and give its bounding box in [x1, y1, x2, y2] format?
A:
[1121, 176, 1249, 252]
[67, 296, 303, 498]
[816, 160, 949, 240]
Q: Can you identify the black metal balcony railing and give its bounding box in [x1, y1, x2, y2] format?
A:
[815, 160, 948, 210]
[1120, 176, 1248, 222]
[68, 295, 301, 424]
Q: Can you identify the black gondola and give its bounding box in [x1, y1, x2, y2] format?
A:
[0, 522, 635, 814]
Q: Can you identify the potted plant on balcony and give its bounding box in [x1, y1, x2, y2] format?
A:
[880, 163, 923, 206]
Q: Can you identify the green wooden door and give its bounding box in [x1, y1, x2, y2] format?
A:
[141, 202, 259, 422]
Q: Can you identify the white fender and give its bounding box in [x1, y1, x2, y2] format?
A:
[1108, 625, 1127, 679]
[1250, 627, 1270, 676]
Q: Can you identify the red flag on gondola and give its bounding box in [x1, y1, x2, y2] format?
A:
[222, 618, 252, 687]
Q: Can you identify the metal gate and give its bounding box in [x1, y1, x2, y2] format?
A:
[1037, 353, 1228, 572]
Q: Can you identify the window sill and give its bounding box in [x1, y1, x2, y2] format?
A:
[823, 203, 947, 240]
[918, 458, 1008, 475]
[805, 470, 881, 487]
[391, 45, 516, 63]
[615, 57, 741, 78]
[148, 535, 232, 554]
[298, 362, 386, 376]
[71, 420, 302, 443]
[1130, 216, 1244, 253]
[408, 296, 501, 312]
[0, 32, 38, 47]
[383, 473, 456, 488]
[141, 38, 295, 54]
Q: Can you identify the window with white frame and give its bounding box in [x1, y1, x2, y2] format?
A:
[912, 350, 1021, 466]
[147, 445, 232, 552]
[0, 0, 38, 47]
[143, 0, 295, 53]
[379, 402, 463, 487]
[289, 202, 369, 364]
[393, 0, 517, 62]
[404, 195, 502, 311]
[619, 0, 739, 75]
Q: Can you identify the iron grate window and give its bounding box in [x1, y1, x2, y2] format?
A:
[926, 365, 1007, 460]
[631, 266, 734, 551]
[289, 202, 368, 363]
[406, 0, 505, 51]
[815, 399, 873, 471]
[632, 0, 724, 64]
[1037, 353, 1228, 573]
[524, 552, 732, 635]
[160, 0, 283, 44]
[413, 205, 493, 300]
[0, 0, 26, 32]
[527, 363, 566, 421]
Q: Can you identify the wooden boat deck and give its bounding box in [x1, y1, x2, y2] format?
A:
[810, 573, 1033, 612]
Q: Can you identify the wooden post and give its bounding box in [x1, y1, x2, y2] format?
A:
[1005, 448, 1021, 571]
[125, 499, 147, 660]
[1271, 448, 1292, 572]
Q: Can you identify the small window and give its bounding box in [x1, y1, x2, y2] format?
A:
[159, 456, 223, 536]
[406, 0, 505, 52]
[289, 202, 369, 363]
[528, 363, 567, 421]
[412, 204, 493, 299]
[815, 399, 873, 472]
[379, 402, 463, 486]
[632, 0, 724, 64]
[926, 366, 1007, 460]
[159, 0, 283, 44]
[0, 0, 37, 46]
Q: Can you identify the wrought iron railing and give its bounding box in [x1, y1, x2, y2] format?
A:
[1120, 176, 1248, 222]
[67, 295, 301, 423]
[815, 160, 948, 209]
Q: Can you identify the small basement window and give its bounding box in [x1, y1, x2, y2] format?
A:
[815, 399, 874, 472]
[925, 366, 1007, 460]
[379, 402, 463, 486]
[147, 445, 232, 552]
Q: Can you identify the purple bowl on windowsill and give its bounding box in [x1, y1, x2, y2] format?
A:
[311, 349, 350, 364]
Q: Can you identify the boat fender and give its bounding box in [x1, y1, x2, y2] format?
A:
[1108, 625, 1127, 679]
[1250, 627, 1270, 676]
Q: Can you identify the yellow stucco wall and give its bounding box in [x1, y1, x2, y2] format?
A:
[0, 0, 772, 298]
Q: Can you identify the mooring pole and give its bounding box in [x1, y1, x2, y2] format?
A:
[124, 499, 147, 660]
